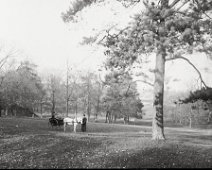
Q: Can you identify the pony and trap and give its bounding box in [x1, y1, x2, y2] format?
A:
[48, 116, 85, 133]
[48, 116, 64, 127]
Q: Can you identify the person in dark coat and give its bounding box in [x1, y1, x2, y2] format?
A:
[81, 114, 87, 132]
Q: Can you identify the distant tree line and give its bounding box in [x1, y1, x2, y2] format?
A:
[0, 55, 143, 122]
[169, 87, 212, 128]
[0, 61, 45, 117]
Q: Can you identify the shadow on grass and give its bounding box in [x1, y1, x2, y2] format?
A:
[1, 117, 212, 168]
[164, 127, 212, 145]
[0, 134, 102, 169]
[98, 145, 212, 168]
[171, 134, 212, 148]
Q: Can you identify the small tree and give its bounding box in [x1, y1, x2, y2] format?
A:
[46, 74, 63, 117]
[91, 75, 104, 120]
[101, 70, 143, 123]
[80, 71, 97, 121]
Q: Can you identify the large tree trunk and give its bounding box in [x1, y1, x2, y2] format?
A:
[152, 49, 166, 140]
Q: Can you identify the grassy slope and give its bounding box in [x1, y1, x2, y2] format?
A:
[0, 117, 212, 168]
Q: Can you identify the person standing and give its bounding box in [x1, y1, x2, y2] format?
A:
[81, 114, 87, 132]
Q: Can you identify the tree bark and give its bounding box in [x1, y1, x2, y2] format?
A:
[152, 49, 166, 140]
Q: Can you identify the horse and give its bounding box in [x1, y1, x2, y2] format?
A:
[63, 117, 83, 132]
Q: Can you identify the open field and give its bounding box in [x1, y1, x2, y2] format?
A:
[0, 117, 212, 168]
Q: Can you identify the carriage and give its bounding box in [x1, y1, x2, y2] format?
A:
[48, 116, 64, 128]
[48, 115, 84, 132]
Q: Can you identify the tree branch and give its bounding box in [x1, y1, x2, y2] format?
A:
[134, 79, 154, 87]
[125, 83, 131, 96]
[116, 0, 141, 8]
[0, 55, 10, 70]
[175, 0, 189, 11]
[0, 76, 5, 87]
[169, 0, 181, 8]
[0, 47, 18, 70]
[166, 55, 209, 89]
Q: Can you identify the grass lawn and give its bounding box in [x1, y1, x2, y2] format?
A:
[0, 117, 212, 168]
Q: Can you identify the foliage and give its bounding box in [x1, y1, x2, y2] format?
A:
[45, 74, 64, 114]
[62, 0, 212, 66]
[180, 87, 212, 103]
[0, 61, 44, 115]
[169, 87, 212, 127]
[165, 102, 209, 127]
[104, 0, 212, 71]
[62, 0, 212, 139]
[101, 70, 143, 120]
[174, 87, 212, 126]
[68, 73, 85, 115]
[61, 0, 97, 23]
[90, 75, 104, 117]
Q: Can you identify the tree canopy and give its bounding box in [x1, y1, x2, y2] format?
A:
[102, 70, 143, 122]
[0, 60, 44, 116]
[180, 87, 212, 104]
[62, 0, 212, 140]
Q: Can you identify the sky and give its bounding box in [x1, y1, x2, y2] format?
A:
[0, 0, 110, 75]
[0, 0, 138, 75]
[0, 0, 212, 96]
